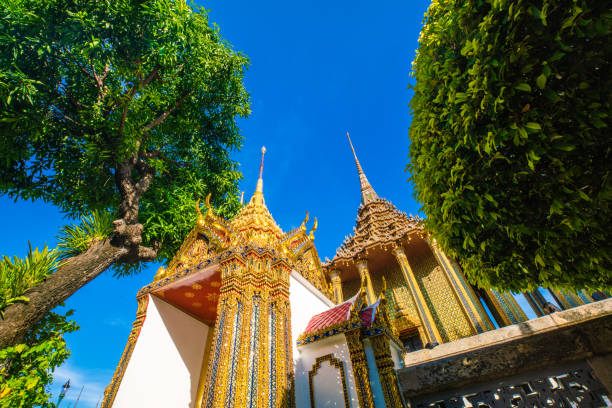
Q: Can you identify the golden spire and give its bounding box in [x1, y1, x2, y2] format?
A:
[347, 132, 379, 205]
[230, 146, 283, 244]
[251, 146, 266, 205]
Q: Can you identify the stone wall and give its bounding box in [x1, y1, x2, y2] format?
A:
[397, 298, 612, 406]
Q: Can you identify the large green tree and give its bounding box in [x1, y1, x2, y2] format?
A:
[0, 0, 249, 348]
[408, 0, 611, 292]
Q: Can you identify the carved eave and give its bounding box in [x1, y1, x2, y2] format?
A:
[324, 198, 425, 271]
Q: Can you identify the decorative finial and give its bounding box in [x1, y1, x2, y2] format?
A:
[346, 132, 379, 205]
[205, 193, 213, 217]
[240, 191, 244, 205]
[254, 146, 266, 195]
[308, 217, 318, 240]
[300, 211, 309, 231]
[195, 198, 207, 227]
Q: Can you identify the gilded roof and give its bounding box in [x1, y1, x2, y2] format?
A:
[328, 198, 422, 264]
[326, 134, 422, 266]
[230, 188, 283, 247]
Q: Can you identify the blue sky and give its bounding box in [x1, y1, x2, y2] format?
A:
[0, 1, 544, 406]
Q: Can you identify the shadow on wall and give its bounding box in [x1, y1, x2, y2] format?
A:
[280, 375, 296, 408]
[155, 296, 208, 408]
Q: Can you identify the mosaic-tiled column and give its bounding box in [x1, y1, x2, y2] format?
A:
[345, 329, 375, 408]
[391, 244, 442, 347]
[523, 289, 551, 317]
[356, 258, 376, 305]
[549, 289, 587, 310]
[329, 269, 344, 303]
[370, 335, 403, 408]
[201, 253, 293, 408]
[482, 289, 528, 326]
[428, 240, 494, 333]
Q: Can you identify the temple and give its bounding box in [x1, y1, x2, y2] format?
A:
[102, 137, 611, 408]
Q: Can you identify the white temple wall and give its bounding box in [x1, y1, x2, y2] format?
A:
[364, 338, 387, 408]
[112, 295, 209, 408]
[390, 342, 404, 369]
[289, 271, 335, 358]
[295, 335, 360, 408]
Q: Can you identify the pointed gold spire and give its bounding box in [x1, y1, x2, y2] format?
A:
[347, 132, 379, 205]
[231, 146, 283, 244]
[251, 146, 266, 205]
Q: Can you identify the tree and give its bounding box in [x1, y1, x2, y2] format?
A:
[408, 0, 611, 292]
[0, 0, 249, 348]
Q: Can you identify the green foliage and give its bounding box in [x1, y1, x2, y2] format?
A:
[0, 0, 249, 267]
[0, 310, 78, 408]
[0, 244, 59, 318]
[0, 246, 77, 407]
[57, 210, 114, 260]
[408, 0, 611, 291]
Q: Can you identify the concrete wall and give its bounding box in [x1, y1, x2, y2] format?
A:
[398, 298, 612, 402]
[295, 335, 360, 408]
[112, 295, 209, 408]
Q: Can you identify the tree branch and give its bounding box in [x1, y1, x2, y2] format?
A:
[143, 90, 192, 133]
[141, 150, 185, 167]
[118, 65, 161, 138]
[134, 158, 155, 195]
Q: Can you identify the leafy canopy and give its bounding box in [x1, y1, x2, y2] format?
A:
[0, 0, 250, 268]
[408, 0, 611, 291]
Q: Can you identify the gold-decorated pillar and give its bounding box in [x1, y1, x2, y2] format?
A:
[480, 289, 527, 326]
[329, 269, 344, 303]
[391, 244, 442, 346]
[345, 329, 376, 408]
[370, 335, 403, 408]
[429, 239, 494, 333]
[356, 258, 376, 305]
[549, 289, 587, 310]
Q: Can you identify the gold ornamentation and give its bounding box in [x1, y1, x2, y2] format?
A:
[345, 329, 375, 408]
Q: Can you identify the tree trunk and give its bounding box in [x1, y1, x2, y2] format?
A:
[0, 238, 127, 349]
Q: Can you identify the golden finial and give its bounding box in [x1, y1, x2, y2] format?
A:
[300, 211, 309, 231]
[240, 191, 244, 205]
[196, 198, 204, 226]
[205, 193, 213, 217]
[255, 146, 266, 194]
[308, 217, 318, 240]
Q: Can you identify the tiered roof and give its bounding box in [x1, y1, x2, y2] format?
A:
[326, 134, 422, 267]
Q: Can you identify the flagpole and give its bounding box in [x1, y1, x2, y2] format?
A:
[73, 385, 84, 408]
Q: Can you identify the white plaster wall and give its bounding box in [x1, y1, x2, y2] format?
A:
[295, 335, 360, 408]
[290, 271, 335, 360]
[312, 360, 349, 407]
[112, 295, 209, 408]
[390, 342, 404, 369]
[364, 339, 386, 408]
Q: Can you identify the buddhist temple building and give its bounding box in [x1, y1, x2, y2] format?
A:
[102, 138, 612, 408]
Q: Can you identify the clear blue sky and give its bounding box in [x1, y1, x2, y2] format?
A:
[0, 1, 542, 406]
